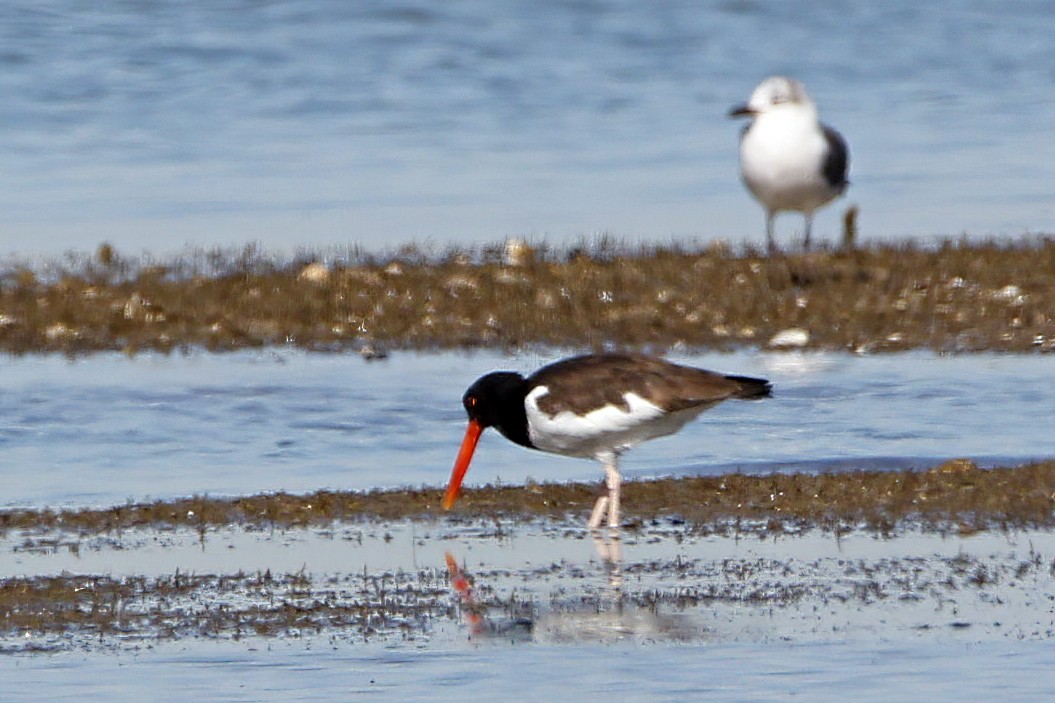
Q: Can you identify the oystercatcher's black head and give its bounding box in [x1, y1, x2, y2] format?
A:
[443, 371, 531, 510]
[462, 372, 525, 427]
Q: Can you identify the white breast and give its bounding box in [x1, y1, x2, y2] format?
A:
[525, 385, 712, 461]
[740, 106, 835, 213]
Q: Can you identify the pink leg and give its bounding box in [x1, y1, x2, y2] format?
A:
[588, 456, 622, 531]
[587, 494, 608, 531]
[604, 460, 621, 529]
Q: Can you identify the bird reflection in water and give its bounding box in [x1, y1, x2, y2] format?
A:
[591, 526, 624, 590]
[443, 551, 534, 641]
[444, 530, 697, 644]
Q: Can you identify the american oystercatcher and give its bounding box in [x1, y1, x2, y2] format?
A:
[730, 76, 850, 252]
[442, 353, 772, 530]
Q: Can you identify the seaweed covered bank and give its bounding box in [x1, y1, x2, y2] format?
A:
[1, 237, 1054, 355]
[4, 460, 1054, 537]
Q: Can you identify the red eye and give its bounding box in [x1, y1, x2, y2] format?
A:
[467, 396, 477, 407]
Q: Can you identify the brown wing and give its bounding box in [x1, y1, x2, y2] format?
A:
[528, 353, 770, 416]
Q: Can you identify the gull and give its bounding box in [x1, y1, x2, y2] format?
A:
[730, 76, 850, 251]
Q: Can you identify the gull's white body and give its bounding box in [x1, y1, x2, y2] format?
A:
[740, 102, 836, 214]
[733, 76, 849, 250]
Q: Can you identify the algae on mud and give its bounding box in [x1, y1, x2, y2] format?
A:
[5, 510, 1055, 653]
[3, 460, 1054, 537]
[2, 237, 1055, 355]
[0, 567, 453, 652]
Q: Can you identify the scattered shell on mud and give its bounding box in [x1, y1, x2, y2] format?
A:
[3, 238, 1055, 355]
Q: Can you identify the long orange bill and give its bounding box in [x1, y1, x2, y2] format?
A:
[442, 419, 483, 509]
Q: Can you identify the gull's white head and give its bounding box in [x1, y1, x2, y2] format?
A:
[730, 76, 815, 118]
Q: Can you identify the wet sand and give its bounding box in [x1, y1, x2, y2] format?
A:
[3, 513, 1054, 653]
[3, 460, 1053, 536]
[3, 461, 1055, 652]
[2, 237, 1055, 355]
[4, 239, 1055, 655]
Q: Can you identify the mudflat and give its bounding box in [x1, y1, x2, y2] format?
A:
[2, 237, 1053, 355]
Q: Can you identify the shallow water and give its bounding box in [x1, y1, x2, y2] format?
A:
[3, 637, 1052, 703]
[5, 348, 1055, 698]
[2, 1, 1054, 257]
[2, 349, 1055, 510]
[6, 2, 1055, 695]
[4, 518, 1055, 700]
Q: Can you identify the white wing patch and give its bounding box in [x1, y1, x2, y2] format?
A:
[525, 385, 708, 461]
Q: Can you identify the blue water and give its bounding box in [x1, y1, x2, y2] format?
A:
[4, 349, 1055, 699]
[2, 349, 1054, 510]
[1, 1, 1053, 257]
[4, 6, 1055, 693]
[3, 639, 1054, 703]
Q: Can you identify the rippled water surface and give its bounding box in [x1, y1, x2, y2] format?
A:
[4, 349, 1055, 699]
[4, 4, 1055, 695]
[2, 1, 1054, 256]
[2, 349, 1054, 509]
[4, 638, 1054, 703]
[4, 518, 1055, 700]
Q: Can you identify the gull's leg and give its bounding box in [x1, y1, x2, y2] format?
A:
[803, 212, 814, 251]
[766, 211, 777, 254]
